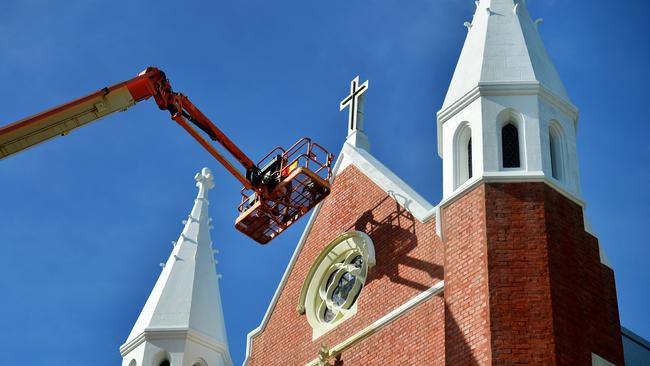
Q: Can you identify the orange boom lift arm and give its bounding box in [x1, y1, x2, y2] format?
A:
[0, 67, 333, 244]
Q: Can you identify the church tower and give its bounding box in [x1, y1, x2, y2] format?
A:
[438, 1, 625, 365]
[120, 168, 233, 366]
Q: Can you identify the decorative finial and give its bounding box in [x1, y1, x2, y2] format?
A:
[475, 0, 479, 8]
[514, 0, 528, 14]
[317, 344, 331, 366]
[464, 21, 473, 30]
[535, 18, 544, 29]
[296, 304, 306, 315]
[194, 167, 215, 190]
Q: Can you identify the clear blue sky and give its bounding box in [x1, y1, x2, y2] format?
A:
[1, 1, 648, 365]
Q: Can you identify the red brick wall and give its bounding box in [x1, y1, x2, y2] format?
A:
[483, 183, 556, 364]
[248, 172, 624, 366]
[442, 182, 625, 365]
[442, 184, 492, 365]
[539, 184, 624, 365]
[247, 165, 445, 365]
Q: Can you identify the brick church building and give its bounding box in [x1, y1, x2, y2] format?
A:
[242, 1, 631, 365]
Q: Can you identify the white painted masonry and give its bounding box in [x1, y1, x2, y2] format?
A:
[438, 0, 582, 201]
[592, 353, 616, 366]
[120, 168, 233, 366]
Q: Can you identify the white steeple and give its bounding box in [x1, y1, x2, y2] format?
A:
[120, 168, 233, 366]
[437, 0, 582, 201]
[442, 0, 570, 110]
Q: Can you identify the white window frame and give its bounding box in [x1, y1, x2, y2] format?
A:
[496, 108, 526, 171]
[549, 121, 566, 182]
[299, 231, 375, 340]
[453, 122, 473, 189]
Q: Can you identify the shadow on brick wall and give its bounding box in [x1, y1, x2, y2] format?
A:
[350, 196, 443, 292]
[445, 303, 481, 365]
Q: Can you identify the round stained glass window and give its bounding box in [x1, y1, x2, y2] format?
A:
[317, 250, 370, 325]
[300, 231, 375, 339]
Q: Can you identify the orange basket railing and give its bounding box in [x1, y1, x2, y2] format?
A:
[235, 138, 333, 244]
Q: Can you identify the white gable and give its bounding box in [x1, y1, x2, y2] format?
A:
[333, 142, 437, 222]
[244, 141, 440, 364]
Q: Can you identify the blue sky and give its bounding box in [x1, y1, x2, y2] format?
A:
[1, 1, 648, 365]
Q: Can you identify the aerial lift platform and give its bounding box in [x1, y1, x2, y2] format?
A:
[0, 67, 333, 244]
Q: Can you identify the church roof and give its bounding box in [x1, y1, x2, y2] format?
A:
[333, 142, 437, 223]
[124, 168, 229, 347]
[442, 0, 571, 110]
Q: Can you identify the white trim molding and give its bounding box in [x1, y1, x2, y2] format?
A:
[299, 231, 376, 340]
[436, 82, 579, 157]
[591, 353, 616, 366]
[437, 172, 611, 268]
[305, 281, 444, 366]
[119, 328, 233, 366]
[333, 142, 437, 222]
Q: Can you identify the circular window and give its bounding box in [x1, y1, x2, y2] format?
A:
[299, 231, 375, 339]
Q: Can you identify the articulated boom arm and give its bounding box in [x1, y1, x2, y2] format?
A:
[0, 67, 334, 244]
[0, 67, 256, 188]
[136, 67, 257, 188]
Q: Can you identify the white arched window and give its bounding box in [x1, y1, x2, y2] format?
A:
[192, 358, 208, 366]
[454, 123, 473, 189]
[549, 122, 565, 181]
[152, 350, 171, 366]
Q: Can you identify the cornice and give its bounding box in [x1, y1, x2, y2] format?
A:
[435, 173, 610, 268]
[438, 172, 585, 212]
[120, 327, 231, 365]
[435, 82, 579, 157]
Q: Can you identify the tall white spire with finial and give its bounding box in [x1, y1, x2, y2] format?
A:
[437, 0, 582, 201]
[120, 167, 233, 366]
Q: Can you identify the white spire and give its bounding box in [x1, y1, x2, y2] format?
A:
[437, 0, 582, 201]
[120, 168, 233, 366]
[442, 0, 570, 110]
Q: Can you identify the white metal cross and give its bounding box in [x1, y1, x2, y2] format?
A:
[340, 76, 369, 135]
